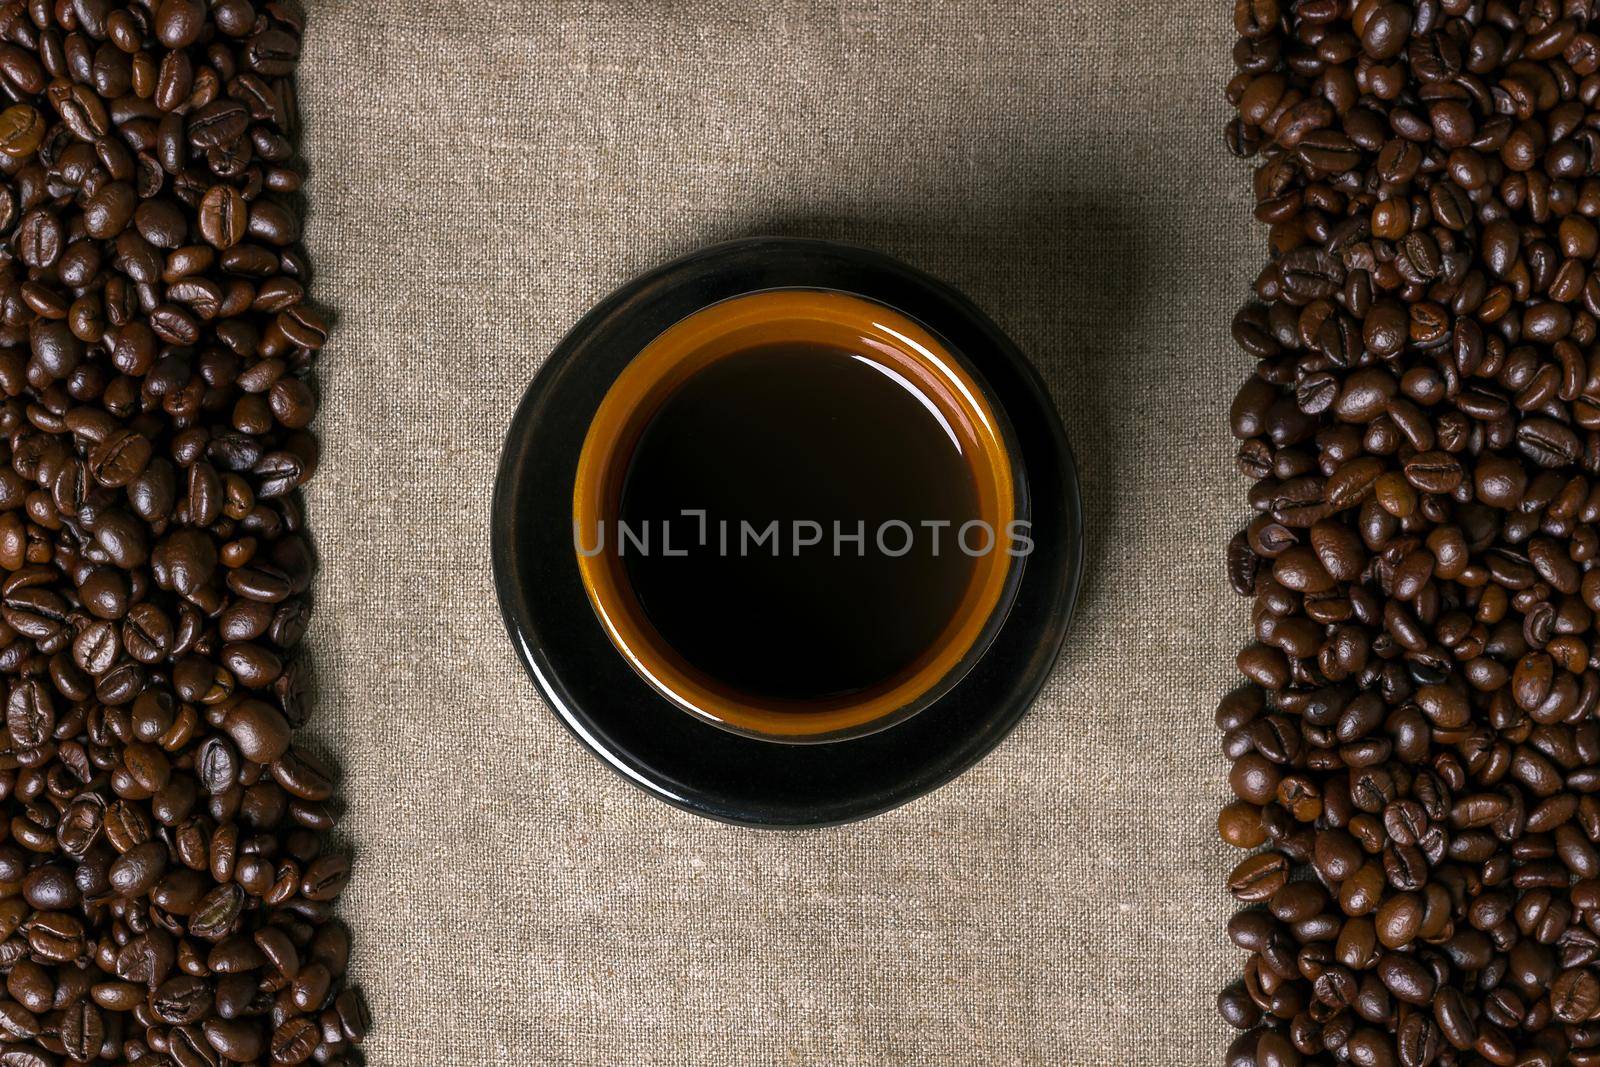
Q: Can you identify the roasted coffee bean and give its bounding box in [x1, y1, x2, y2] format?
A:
[155, 0, 206, 49]
[220, 698, 290, 763]
[272, 1015, 319, 1063]
[152, 974, 211, 1025]
[108, 840, 167, 897]
[188, 99, 248, 149]
[198, 185, 246, 249]
[1220, 5, 1600, 1061]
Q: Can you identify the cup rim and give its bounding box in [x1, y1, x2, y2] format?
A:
[571, 287, 1029, 743]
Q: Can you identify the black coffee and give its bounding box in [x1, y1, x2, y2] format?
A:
[618, 341, 981, 703]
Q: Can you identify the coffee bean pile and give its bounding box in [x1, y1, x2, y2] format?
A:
[1217, 1, 1600, 1065]
[0, 0, 371, 1064]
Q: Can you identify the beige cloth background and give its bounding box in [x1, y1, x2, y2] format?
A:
[295, 2, 1261, 1063]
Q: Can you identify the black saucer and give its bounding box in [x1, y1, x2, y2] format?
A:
[491, 238, 1084, 827]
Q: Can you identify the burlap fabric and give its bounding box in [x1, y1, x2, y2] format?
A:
[296, 2, 1261, 1063]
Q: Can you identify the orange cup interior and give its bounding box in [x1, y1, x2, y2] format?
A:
[573, 289, 1017, 741]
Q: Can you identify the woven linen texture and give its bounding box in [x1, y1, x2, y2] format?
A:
[298, 2, 1257, 1062]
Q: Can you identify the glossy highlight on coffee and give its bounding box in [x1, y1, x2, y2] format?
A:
[618, 340, 982, 704]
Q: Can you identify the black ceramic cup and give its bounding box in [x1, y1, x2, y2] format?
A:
[492, 237, 1083, 826]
